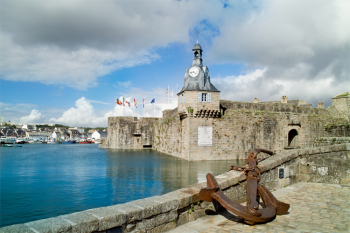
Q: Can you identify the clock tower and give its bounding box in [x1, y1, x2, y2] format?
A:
[176, 41, 221, 160]
[178, 41, 220, 118]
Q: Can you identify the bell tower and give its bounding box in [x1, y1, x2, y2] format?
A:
[177, 41, 220, 118]
[176, 40, 221, 160]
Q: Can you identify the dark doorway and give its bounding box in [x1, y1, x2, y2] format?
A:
[288, 129, 298, 147]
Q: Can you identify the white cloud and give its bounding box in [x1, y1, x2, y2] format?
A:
[49, 97, 110, 127]
[212, 67, 346, 107]
[208, 0, 350, 104]
[20, 109, 43, 123]
[0, 0, 221, 89]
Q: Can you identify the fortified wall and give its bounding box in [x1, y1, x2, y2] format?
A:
[153, 100, 349, 160]
[100, 117, 160, 149]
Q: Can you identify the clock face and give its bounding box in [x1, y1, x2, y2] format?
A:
[189, 67, 199, 77]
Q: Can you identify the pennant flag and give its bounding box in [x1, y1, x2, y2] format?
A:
[115, 99, 118, 104]
[151, 98, 155, 104]
[128, 102, 131, 107]
[123, 97, 125, 106]
[165, 88, 168, 94]
[143, 99, 145, 108]
[134, 98, 137, 108]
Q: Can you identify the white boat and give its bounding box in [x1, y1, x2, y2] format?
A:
[94, 140, 101, 144]
[0, 136, 17, 144]
[47, 138, 59, 144]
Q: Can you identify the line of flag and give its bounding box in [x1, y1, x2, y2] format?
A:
[115, 85, 178, 108]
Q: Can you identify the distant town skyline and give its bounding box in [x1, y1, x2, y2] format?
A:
[1, 0, 349, 127]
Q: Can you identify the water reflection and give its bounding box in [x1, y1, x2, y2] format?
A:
[0, 144, 244, 227]
[104, 149, 245, 203]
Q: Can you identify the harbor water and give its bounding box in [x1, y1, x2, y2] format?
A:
[0, 144, 244, 227]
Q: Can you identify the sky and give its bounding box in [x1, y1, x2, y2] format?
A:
[1, 0, 349, 127]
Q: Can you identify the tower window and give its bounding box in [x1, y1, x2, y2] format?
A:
[202, 93, 207, 102]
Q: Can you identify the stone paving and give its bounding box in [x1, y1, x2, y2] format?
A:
[169, 183, 350, 233]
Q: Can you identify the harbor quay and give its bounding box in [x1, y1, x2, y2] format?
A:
[1, 143, 349, 233]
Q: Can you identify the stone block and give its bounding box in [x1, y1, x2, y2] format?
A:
[331, 144, 346, 152]
[127, 197, 162, 218]
[153, 210, 177, 226]
[176, 211, 190, 226]
[341, 177, 350, 184]
[112, 203, 143, 223]
[298, 149, 309, 156]
[59, 211, 99, 233]
[85, 206, 126, 231]
[215, 171, 245, 189]
[147, 194, 179, 213]
[322, 146, 331, 153]
[345, 143, 350, 151]
[149, 222, 176, 233]
[0, 224, 34, 233]
[309, 147, 321, 155]
[135, 218, 155, 231]
[24, 217, 73, 233]
[164, 189, 192, 209]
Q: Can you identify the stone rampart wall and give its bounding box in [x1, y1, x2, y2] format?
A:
[154, 108, 348, 160]
[3, 144, 349, 233]
[220, 100, 329, 115]
[100, 117, 160, 149]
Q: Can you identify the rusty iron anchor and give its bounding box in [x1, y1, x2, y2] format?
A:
[199, 149, 290, 225]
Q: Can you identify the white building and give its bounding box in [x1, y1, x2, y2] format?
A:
[91, 131, 107, 140]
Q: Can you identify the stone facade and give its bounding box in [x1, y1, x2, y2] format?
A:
[101, 97, 349, 160]
[153, 100, 349, 160]
[99, 117, 160, 149]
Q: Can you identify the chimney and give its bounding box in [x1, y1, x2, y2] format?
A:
[318, 102, 325, 109]
[281, 96, 288, 103]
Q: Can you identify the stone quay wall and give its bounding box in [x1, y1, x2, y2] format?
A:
[3, 144, 349, 233]
[100, 117, 160, 149]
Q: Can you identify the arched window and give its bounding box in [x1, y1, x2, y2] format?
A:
[288, 129, 298, 147]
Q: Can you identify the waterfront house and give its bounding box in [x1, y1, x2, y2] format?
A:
[68, 129, 80, 139]
[52, 131, 62, 139]
[15, 129, 26, 137]
[91, 131, 107, 140]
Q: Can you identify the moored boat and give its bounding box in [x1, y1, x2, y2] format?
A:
[63, 139, 76, 144]
[47, 138, 59, 144]
[79, 139, 89, 144]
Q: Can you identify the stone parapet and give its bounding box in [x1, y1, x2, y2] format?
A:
[2, 144, 349, 233]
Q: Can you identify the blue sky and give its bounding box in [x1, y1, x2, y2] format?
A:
[1, 0, 349, 127]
